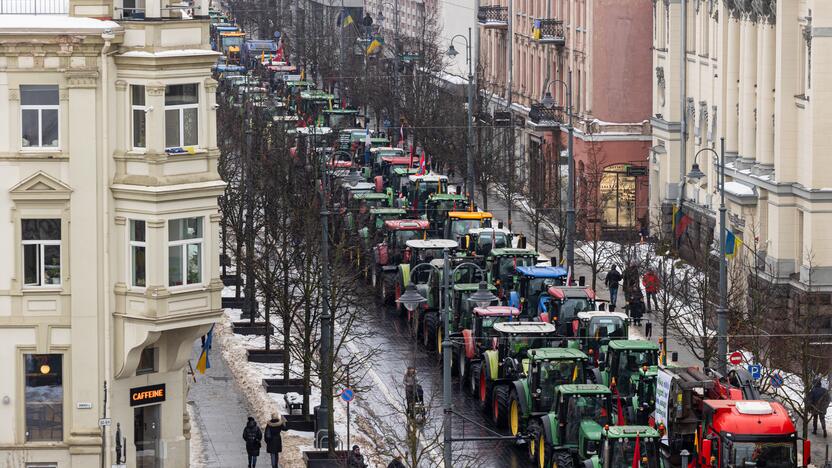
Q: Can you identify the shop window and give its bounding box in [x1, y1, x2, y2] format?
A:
[137, 348, 157, 375]
[130, 220, 146, 287]
[22, 219, 61, 287]
[21, 85, 59, 148]
[600, 164, 637, 229]
[168, 217, 203, 286]
[131, 85, 146, 149]
[24, 354, 63, 441]
[164, 84, 199, 148]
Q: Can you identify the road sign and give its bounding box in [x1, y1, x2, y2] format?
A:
[748, 364, 762, 380]
[626, 166, 648, 176]
[98, 418, 112, 427]
[771, 373, 784, 389]
[729, 351, 743, 365]
[340, 388, 354, 402]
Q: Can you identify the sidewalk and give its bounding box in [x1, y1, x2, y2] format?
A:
[188, 338, 251, 468]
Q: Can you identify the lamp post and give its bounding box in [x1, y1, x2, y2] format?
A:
[446, 29, 476, 202]
[396, 255, 497, 468]
[540, 72, 574, 276]
[685, 138, 727, 374]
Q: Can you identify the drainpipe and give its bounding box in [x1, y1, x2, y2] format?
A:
[677, 0, 687, 211]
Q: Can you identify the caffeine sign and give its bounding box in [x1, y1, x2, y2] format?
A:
[130, 384, 166, 407]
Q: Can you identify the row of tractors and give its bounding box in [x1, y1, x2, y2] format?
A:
[209, 11, 811, 467]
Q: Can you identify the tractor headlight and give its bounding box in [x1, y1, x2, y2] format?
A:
[585, 440, 598, 455]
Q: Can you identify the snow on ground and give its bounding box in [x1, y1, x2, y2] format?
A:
[187, 403, 207, 468]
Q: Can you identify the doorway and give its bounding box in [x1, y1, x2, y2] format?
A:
[134, 404, 161, 468]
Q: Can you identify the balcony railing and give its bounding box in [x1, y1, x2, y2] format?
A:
[0, 0, 68, 14]
[528, 103, 564, 128]
[477, 5, 508, 29]
[533, 19, 565, 46]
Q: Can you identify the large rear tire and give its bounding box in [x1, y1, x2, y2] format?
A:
[468, 362, 481, 396]
[456, 350, 467, 380]
[424, 314, 437, 351]
[492, 385, 509, 428]
[554, 450, 574, 468]
[537, 433, 549, 468]
[436, 326, 443, 362]
[509, 389, 522, 436]
[478, 365, 490, 412]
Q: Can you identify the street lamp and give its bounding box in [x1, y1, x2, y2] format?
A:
[446, 29, 476, 203]
[468, 281, 498, 308]
[396, 282, 427, 312]
[540, 72, 575, 278]
[686, 138, 727, 374]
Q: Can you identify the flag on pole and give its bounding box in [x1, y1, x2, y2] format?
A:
[725, 230, 743, 259]
[416, 149, 427, 176]
[565, 266, 572, 286]
[672, 205, 692, 240]
[367, 36, 383, 55]
[612, 381, 626, 425]
[399, 124, 405, 148]
[196, 324, 214, 374]
[339, 9, 354, 27]
[632, 432, 641, 468]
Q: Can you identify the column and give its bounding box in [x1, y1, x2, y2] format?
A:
[724, 14, 740, 160]
[756, 22, 775, 172]
[738, 17, 757, 169]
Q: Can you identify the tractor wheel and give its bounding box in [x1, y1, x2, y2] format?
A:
[537, 433, 550, 468]
[492, 385, 510, 428]
[554, 450, 574, 468]
[527, 427, 539, 462]
[371, 267, 378, 289]
[509, 389, 522, 436]
[477, 365, 490, 412]
[423, 314, 437, 351]
[457, 351, 467, 380]
[436, 326, 443, 361]
[380, 276, 393, 304]
[468, 362, 481, 396]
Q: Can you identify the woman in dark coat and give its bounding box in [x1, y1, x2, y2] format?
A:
[263, 413, 287, 468]
[242, 416, 262, 468]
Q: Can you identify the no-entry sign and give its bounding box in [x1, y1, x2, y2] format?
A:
[729, 351, 743, 365]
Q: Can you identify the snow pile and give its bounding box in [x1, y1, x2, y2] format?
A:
[724, 181, 754, 196]
[187, 403, 207, 468]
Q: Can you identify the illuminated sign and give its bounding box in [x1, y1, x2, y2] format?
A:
[130, 384, 165, 407]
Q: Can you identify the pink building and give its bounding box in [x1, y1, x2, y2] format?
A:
[479, 0, 653, 236]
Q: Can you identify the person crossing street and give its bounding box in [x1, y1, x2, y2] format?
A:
[605, 265, 622, 311]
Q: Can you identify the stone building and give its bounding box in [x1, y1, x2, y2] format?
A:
[0, 0, 223, 466]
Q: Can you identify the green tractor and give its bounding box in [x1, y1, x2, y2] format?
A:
[508, 348, 590, 436]
[395, 239, 459, 316]
[463, 226, 513, 258]
[425, 193, 470, 237]
[484, 247, 539, 300]
[475, 322, 560, 424]
[424, 281, 498, 358]
[586, 426, 663, 468]
[355, 207, 407, 275]
[536, 384, 613, 468]
[389, 166, 421, 200]
[592, 340, 659, 425]
[455, 305, 520, 392]
[569, 311, 630, 356]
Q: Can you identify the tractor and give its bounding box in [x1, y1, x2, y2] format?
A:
[591, 340, 659, 426]
[405, 172, 450, 213]
[508, 266, 568, 319]
[586, 425, 663, 468]
[571, 311, 629, 357]
[425, 193, 470, 237]
[475, 322, 560, 424]
[463, 226, 513, 258]
[443, 211, 493, 244]
[389, 166, 420, 199]
[395, 239, 459, 316]
[507, 348, 591, 436]
[485, 248, 539, 300]
[455, 305, 520, 393]
[538, 286, 598, 329]
[373, 155, 418, 189]
[371, 219, 429, 303]
[420, 280, 497, 358]
[535, 384, 614, 468]
[368, 147, 406, 176]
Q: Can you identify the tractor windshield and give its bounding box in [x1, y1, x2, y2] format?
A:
[607, 437, 659, 468]
[497, 256, 535, 277]
[395, 230, 422, 244]
[222, 36, 244, 48]
[506, 335, 553, 357]
[560, 298, 594, 322]
[612, 349, 658, 396]
[537, 360, 582, 396]
[564, 394, 610, 444]
[476, 232, 511, 254]
[727, 440, 796, 468]
[450, 219, 482, 238]
[587, 316, 626, 339]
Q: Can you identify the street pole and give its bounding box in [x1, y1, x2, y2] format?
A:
[244, 123, 256, 325]
[505, 0, 514, 229]
[676, 0, 688, 220]
[393, 0, 400, 137]
[442, 247, 452, 467]
[717, 137, 728, 374]
[565, 69, 575, 279]
[465, 27, 475, 201]
[318, 126, 334, 453]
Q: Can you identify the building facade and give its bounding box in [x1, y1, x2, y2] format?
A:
[0, 0, 223, 466]
[651, 1, 832, 292]
[478, 0, 653, 235]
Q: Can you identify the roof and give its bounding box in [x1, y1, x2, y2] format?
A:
[324, 109, 358, 114]
[291, 126, 333, 135]
[704, 400, 795, 435]
[489, 248, 538, 257]
[381, 156, 414, 165]
[528, 347, 588, 360]
[429, 193, 468, 201]
[608, 340, 660, 351]
[383, 219, 429, 231]
[447, 211, 493, 220]
[393, 167, 421, 175]
[371, 147, 404, 154]
[286, 80, 315, 87]
[452, 283, 497, 292]
[0, 15, 121, 33]
[370, 208, 406, 215]
[547, 286, 595, 299]
[492, 321, 556, 334]
[352, 192, 387, 200]
[300, 90, 335, 100]
[605, 426, 660, 439]
[576, 311, 629, 321]
[516, 266, 567, 278]
[344, 182, 375, 191]
[408, 173, 448, 183]
[473, 306, 520, 317]
[558, 384, 612, 395]
[468, 227, 511, 235]
[405, 239, 458, 249]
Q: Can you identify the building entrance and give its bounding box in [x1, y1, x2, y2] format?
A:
[134, 404, 161, 468]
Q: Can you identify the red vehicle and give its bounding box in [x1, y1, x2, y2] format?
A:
[371, 219, 430, 303]
[374, 155, 419, 190]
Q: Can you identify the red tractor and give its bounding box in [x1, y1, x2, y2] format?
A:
[371, 219, 430, 303]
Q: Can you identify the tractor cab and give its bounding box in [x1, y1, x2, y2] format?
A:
[595, 340, 659, 425]
[508, 348, 591, 437]
[343, 192, 390, 237]
[298, 90, 335, 123]
[425, 194, 470, 236]
[463, 306, 520, 361]
[508, 266, 568, 319]
[485, 248, 539, 299]
[370, 147, 406, 175]
[464, 226, 513, 257]
[372, 219, 430, 302]
[444, 211, 493, 243]
[378, 155, 417, 183]
[323, 108, 358, 129]
[593, 426, 662, 468]
[572, 311, 629, 356]
[406, 173, 449, 212]
[537, 384, 614, 468]
[220, 31, 246, 64]
[450, 282, 500, 332]
[326, 149, 354, 172]
[397, 239, 460, 308]
[539, 286, 598, 328]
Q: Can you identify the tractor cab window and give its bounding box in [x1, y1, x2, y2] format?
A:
[450, 219, 482, 238]
[497, 256, 533, 277]
[504, 334, 550, 357]
[587, 316, 626, 340]
[564, 394, 610, 444]
[394, 230, 421, 245]
[613, 349, 656, 396]
[476, 232, 510, 254]
[607, 437, 659, 468]
[727, 441, 796, 468]
[560, 298, 594, 322]
[535, 360, 581, 398]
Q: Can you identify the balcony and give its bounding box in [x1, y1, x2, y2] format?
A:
[533, 19, 565, 46]
[477, 5, 508, 29]
[0, 0, 67, 14]
[528, 103, 564, 129]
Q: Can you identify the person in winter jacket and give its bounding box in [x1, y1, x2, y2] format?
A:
[243, 416, 262, 468]
[642, 269, 660, 313]
[263, 413, 287, 468]
[604, 265, 622, 311]
[387, 455, 406, 468]
[348, 445, 369, 468]
[808, 379, 830, 437]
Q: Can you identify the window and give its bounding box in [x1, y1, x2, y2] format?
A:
[168, 217, 203, 286]
[131, 85, 146, 149]
[24, 354, 63, 442]
[22, 219, 61, 287]
[165, 84, 199, 148]
[21, 85, 59, 148]
[130, 220, 146, 288]
[136, 347, 157, 375]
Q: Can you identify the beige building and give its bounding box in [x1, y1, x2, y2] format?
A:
[0, 0, 223, 467]
[651, 1, 832, 291]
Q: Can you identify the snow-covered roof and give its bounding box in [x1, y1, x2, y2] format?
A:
[724, 181, 754, 197]
[0, 14, 121, 33]
[120, 49, 220, 58]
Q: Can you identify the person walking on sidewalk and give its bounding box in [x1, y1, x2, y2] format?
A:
[387, 455, 406, 468]
[642, 269, 660, 313]
[263, 413, 287, 468]
[808, 379, 830, 437]
[604, 265, 622, 311]
[243, 416, 262, 468]
[348, 445, 369, 468]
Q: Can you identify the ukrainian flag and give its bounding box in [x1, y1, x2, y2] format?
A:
[725, 230, 743, 259]
[367, 36, 383, 55]
[196, 324, 214, 374]
[340, 10, 354, 27]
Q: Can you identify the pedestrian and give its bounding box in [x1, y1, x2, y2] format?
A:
[604, 265, 622, 311]
[808, 379, 830, 437]
[642, 269, 660, 313]
[387, 454, 406, 468]
[242, 416, 262, 468]
[348, 444, 369, 468]
[263, 412, 287, 468]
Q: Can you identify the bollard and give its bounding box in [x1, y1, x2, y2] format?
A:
[681, 449, 690, 468]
